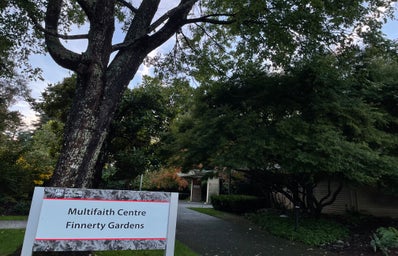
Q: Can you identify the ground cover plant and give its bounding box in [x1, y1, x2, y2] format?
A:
[247, 211, 349, 246]
[371, 227, 398, 255]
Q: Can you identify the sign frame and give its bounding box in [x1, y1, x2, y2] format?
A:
[22, 187, 178, 256]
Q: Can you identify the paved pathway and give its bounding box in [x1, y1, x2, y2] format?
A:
[0, 220, 27, 229]
[0, 201, 335, 256]
[177, 201, 334, 256]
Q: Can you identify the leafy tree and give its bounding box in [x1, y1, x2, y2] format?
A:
[0, 70, 33, 214]
[36, 74, 195, 188]
[169, 53, 398, 217]
[36, 75, 77, 124]
[17, 120, 62, 186]
[155, 1, 395, 83]
[144, 167, 189, 192]
[105, 83, 173, 187]
[0, 73, 30, 133]
[352, 48, 398, 194]
[0, 132, 36, 214]
[4, 0, 394, 190]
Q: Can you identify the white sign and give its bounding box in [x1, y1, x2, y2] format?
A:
[22, 187, 178, 256]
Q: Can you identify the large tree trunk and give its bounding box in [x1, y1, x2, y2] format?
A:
[34, 0, 195, 255]
[45, 0, 196, 188]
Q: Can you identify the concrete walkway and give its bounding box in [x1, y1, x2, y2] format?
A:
[177, 201, 334, 256]
[0, 220, 27, 229]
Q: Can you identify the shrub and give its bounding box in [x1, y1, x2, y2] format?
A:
[371, 227, 398, 256]
[211, 194, 268, 214]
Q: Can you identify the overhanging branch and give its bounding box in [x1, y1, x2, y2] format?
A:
[21, 0, 89, 40]
[32, 18, 89, 40]
[76, 0, 95, 20]
[45, 0, 83, 72]
[148, 0, 198, 32]
[185, 13, 236, 25]
[117, 0, 138, 13]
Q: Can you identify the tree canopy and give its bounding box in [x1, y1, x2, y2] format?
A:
[166, 51, 398, 216]
[2, 0, 396, 190]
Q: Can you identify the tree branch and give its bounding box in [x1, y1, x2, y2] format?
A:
[185, 14, 236, 25]
[124, 0, 161, 40]
[20, 0, 89, 40]
[146, 0, 198, 50]
[319, 178, 333, 204]
[76, 0, 95, 20]
[112, 0, 198, 52]
[148, 0, 198, 33]
[32, 17, 89, 39]
[45, 0, 83, 72]
[116, 0, 138, 13]
[320, 181, 343, 207]
[195, 23, 225, 52]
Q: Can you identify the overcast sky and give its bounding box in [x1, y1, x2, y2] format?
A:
[9, 2, 398, 129]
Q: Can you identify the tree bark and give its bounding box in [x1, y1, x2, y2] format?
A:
[38, 1, 196, 254]
[45, 0, 197, 188]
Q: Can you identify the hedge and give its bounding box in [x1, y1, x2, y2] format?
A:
[211, 194, 268, 214]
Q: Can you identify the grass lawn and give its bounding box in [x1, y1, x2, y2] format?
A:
[0, 229, 25, 256]
[188, 207, 225, 218]
[0, 228, 197, 256]
[0, 216, 197, 256]
[0, 216, 27, 221]
[94, 241, 197, 255]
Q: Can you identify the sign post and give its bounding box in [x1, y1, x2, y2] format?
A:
[22, 187, 178, 255]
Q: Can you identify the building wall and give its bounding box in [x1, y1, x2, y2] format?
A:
[206, 178, 220, 203]
[315, 181, 398, 218]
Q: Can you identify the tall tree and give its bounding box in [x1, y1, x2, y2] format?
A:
[4, 0, 395, 189]
[35, 74, 194, 188]
[168, 53, 398, 216]
[104, 77, 194, 187]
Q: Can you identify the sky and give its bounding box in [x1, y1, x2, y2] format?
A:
[9, 2, 398, 129]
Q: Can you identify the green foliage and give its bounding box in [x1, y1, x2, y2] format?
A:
[34, 74, 195, 187]
[247, 212, 349, 246]
[16, 121, 61, 186]
[371, 227, 398, 256]
[157, 0, 394, 83]
[106, 77, 194, 185]
[0, 134, 34, 215]
[211, 195, 268, 214]
[35, 75, 77, 124]
[0, 73, 28, 132]
[170, 51, 398, 216]
[0, 120, 60, 214]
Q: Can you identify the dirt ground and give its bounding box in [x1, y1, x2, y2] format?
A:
[321, 215, 398, 256]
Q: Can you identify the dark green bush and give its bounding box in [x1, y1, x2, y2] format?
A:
[211, 194, 268, 214]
